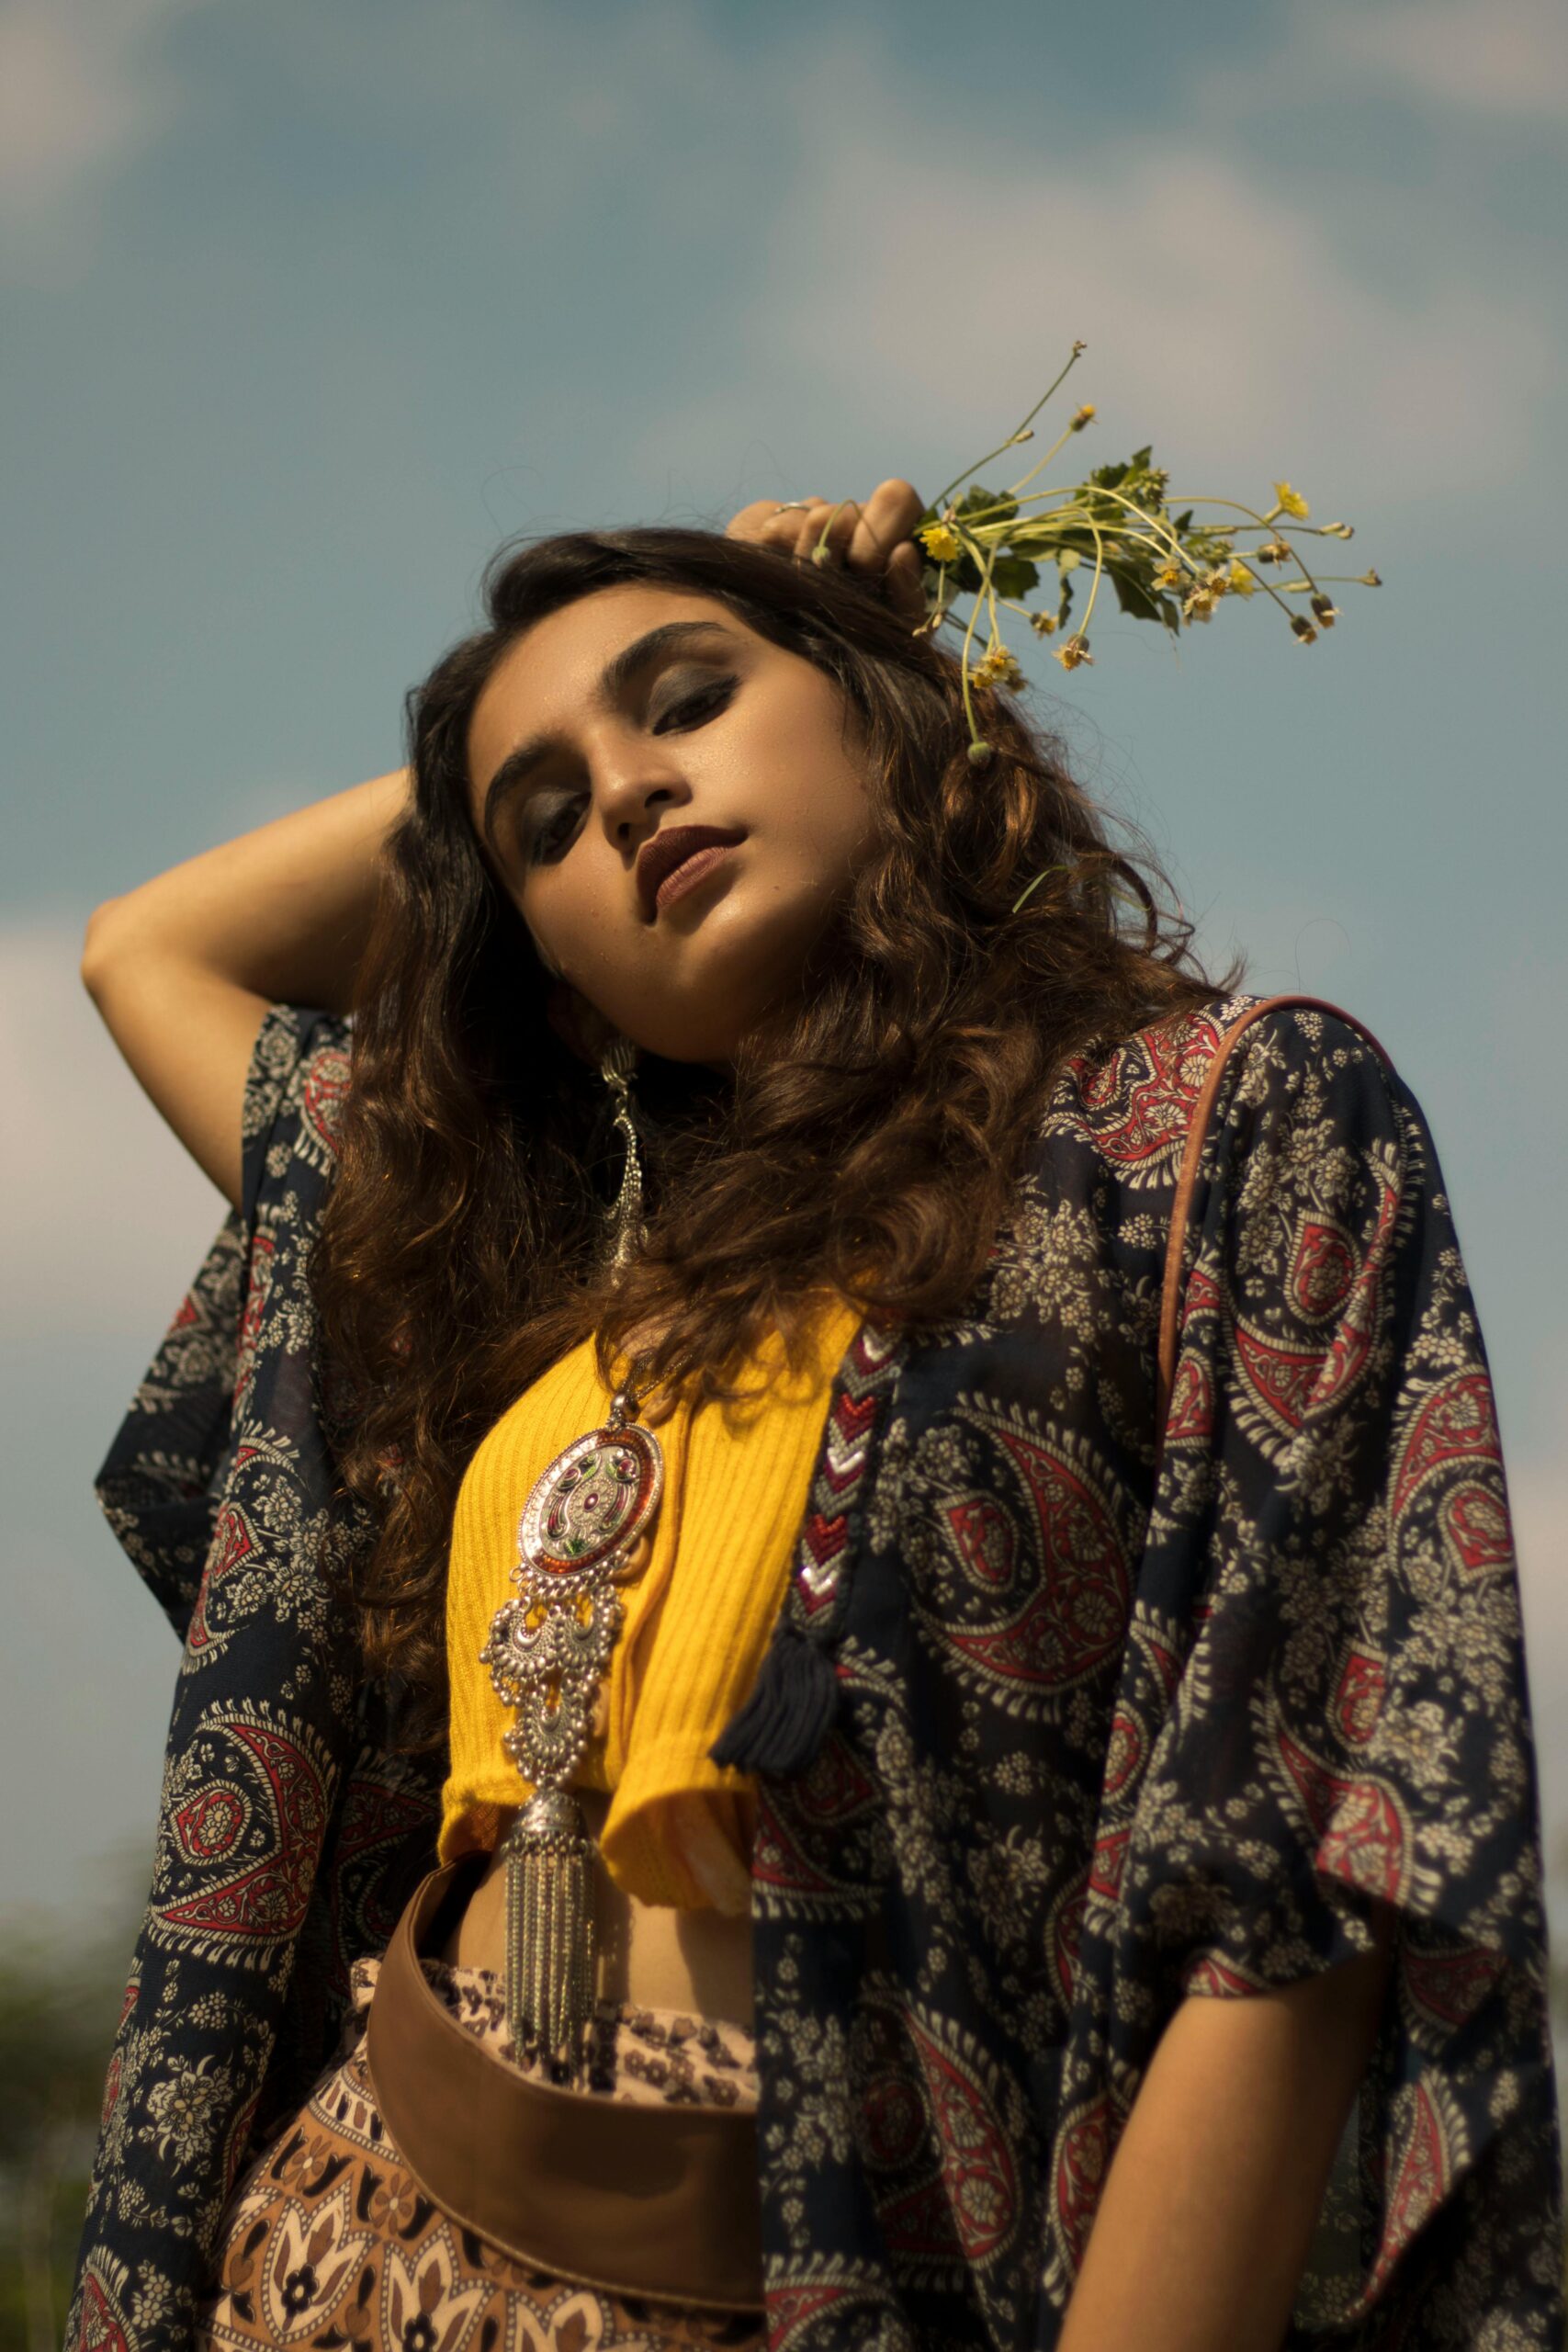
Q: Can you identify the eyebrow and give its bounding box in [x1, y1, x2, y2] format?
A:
[479, 618, 740, 848]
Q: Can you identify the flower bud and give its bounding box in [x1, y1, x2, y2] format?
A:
[968, 740, 995, 768]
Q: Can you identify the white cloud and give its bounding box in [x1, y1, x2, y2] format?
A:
[642, 86, 1555, 515]
[1203, 0, 1568, 124]
[0, 0, 206, 268]
[0, 916, 230, 1340]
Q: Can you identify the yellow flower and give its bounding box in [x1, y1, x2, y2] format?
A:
[1028, 609, 1059, 637]
[920, 522, 962, 564]
[1182, 582, 1219, 623]
[1071, 402, 1096, 430]
[1227, 560, 1257, 597]
[974, 645, 1026, 691]
[1272, 481, 1310, 519]
[1153, 558, 1187, 590]
[1055, 634, 1093, 671]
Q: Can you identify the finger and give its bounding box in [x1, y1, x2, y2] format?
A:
[884, 539, 927, 623]
[761, 496, 830, 560]
[847, 479, 922, 575]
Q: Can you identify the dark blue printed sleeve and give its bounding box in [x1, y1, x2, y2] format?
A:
[1110, 1006, 1563, 2344]
[68, 1003, 368, 2352]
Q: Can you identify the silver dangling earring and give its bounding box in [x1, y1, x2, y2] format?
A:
[599, 1035, 645, 1270]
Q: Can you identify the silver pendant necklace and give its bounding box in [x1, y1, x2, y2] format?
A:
[478, 1373, 670, 2086]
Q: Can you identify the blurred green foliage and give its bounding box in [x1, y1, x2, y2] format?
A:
[0, 1873, 145, 2352]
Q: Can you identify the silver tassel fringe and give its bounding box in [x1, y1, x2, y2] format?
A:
[503, 1788, 596, 2086]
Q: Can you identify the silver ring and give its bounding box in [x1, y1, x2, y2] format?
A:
[773, 501, 810, 514]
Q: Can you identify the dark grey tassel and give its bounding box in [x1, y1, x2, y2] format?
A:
[708, 1619, 839, 1776]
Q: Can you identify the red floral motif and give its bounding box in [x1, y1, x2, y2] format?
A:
[905, 2017, 1018, 2264]
[854, 1999, 1019, 2268]
[1235, 1324, 1328, 1432]
[1307, 1177, 1395, 1414]
[765, 2282, 856, 2351]
[1334, 1650, 1387, 1747]
[1181, 1265, 1221, 1321]
[1275, 1722, 1408, 1905]
[795, 1733, 879, 1828]
[1163, 1357, 1213, 1443]
[1182, 1953, 1269, 1998]
[1402, 1940, 1505, 2037]
[1101, 1708, 1145, 1799]
[186, 1501, 258, 1655]
[1393, 1371, 1502, 1521]
[233, 1230, 276, 1408]
[750, 1787, 842, 1901]
[74, 2270, 132, 2352]
[1089, 1825, 1129, 1902]
[943, 1494, 1016, 1587]
[158, 1721, 329, 1948]
[1290, 1217, 1357, 1320]
[1068, 1016, 1221, 1172]
[1441, 1481, 1513, 1581]
[939, 1430, 1128, 1691]
[174, 1784, 247, 1860]
[1365, 2081, 1454, 2301]
[301, 1046, 352, 1155]
[1051, 2091, 1113, 2279]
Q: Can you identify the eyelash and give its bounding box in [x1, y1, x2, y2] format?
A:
[522, 676, 737, 865]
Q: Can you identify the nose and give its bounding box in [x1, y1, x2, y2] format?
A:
[592, 732, 692, 854]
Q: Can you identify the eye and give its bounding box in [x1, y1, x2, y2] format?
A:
[522, 794, 587, 866]
[654, 674, 735, 732]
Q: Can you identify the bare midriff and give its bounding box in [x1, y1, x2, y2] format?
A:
[436, 1785, 755, 2033]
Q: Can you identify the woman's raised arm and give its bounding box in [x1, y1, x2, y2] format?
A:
[80, 766, 410, 1214]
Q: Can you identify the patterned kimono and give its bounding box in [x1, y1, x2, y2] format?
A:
[68, 994, 1564, 2352]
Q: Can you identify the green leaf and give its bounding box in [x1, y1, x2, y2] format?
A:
[990, 554, 1041, 598]
[954, 482, 1019, 528]
[1111, 566, 1164, 624]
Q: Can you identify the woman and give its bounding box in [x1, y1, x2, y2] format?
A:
[71, 482, 1562, 2352]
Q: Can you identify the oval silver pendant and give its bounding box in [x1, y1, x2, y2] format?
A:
[517, 1419, 663, 1579]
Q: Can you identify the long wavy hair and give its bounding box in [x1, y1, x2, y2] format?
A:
[312, 525, 1234, 1749]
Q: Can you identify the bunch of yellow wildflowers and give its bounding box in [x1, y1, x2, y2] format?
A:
[825, 342, 1382, 789]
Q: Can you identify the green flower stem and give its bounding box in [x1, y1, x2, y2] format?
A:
[925, 345, 1088, 516]
[1004, 418, 1087, 502]
[1011, 862, 1067, 915]
[1079, 516, 1109, 639]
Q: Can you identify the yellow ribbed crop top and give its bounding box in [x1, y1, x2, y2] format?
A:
[440, 1298, 862, 1915]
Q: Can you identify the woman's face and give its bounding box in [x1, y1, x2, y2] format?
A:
[466, 583, 880, 1064]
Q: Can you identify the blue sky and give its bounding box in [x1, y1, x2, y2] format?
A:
[5, 0, 1567, 1959]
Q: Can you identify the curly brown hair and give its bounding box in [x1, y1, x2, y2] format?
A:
[312, 526, 1235, 1750]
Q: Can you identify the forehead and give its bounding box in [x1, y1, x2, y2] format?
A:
[466, 582, 754, 801]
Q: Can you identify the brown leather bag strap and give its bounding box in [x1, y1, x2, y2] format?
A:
[1154, 993, 1392, 1468]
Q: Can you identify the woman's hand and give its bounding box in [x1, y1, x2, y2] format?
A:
[725, 478, 928, 624]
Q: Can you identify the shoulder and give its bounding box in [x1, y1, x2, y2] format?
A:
[1044, 992, 1411, 1187]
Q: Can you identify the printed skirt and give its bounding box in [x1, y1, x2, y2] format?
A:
[193, 1957, 768, 2352]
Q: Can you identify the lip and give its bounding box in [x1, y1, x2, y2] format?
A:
[636, 824, 747, 922]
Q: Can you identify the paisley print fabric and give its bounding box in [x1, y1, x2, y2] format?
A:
[193, 1960, 764, 2352]
[69, 996, 1563, 2351]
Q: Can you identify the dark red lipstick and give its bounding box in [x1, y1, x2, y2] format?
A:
[636, 824, 746, 922]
